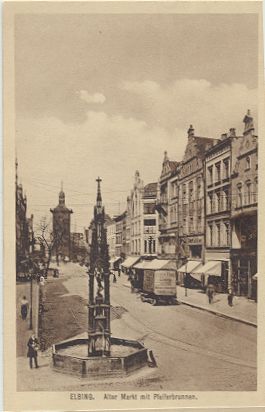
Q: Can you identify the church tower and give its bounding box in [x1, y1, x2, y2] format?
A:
[50, 183, 73, 259]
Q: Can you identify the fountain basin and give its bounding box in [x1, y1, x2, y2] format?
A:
[52, 337, 149, 378]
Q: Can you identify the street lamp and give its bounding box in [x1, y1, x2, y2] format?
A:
[29, 268, 34, 330]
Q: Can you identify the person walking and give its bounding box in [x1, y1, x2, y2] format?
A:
[228, 289, 234, 307]
[20, 296, 29, 320]
[207, 285, 214, 304]
[27, 334, 39, 369]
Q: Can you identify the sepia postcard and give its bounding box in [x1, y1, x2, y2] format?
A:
[3, 0, 265, 411]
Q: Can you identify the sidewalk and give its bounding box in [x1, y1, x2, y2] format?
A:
[122, 275, 257, 326]
[16, 281, 39, 357]
[177, 286, 257, 327]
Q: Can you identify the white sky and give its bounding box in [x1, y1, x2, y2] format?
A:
[15, 13, 258, 230]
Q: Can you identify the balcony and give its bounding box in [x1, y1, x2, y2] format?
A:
[144, 226, 157, 234]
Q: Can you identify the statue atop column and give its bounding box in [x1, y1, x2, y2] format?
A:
[87, 177, 111, 356]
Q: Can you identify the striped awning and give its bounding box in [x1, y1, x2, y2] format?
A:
[177, 260, 202, 274]
[134, 259, 176, 271]
[193, 260, 222, 277]
[122, 256, 141, 268]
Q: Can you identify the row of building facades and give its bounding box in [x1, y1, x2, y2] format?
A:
[16, 168, 88, 275]
[106, 111, 258, 299]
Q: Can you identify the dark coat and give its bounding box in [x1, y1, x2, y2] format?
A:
[27, 337, 39, 358]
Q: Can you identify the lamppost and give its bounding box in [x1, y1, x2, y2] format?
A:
[29, 268, 34, 330]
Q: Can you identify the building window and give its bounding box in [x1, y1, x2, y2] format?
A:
[189, 181, 194, 201]
[215, 162, 221, 183]
[182, 184, 186, 203]
[224, 222, 230, 246]
[216, 191, 221, 212]
[144, 203, 156, 214]
[223, 188, 229, 210]
[253, 177, 258, 203]
[208, 166, 213, 185]
[197, 177, 202, 199]
[208, 224, 213, 246]
[237, 184, 242, 208]
[189, 217, 194, 232]
[197, 216, 202, 232]
[223, 158, 229, 179]
[208, 192, 214, 214]
[246, 156, 251, 170]
[245, 181, 252, 205]
[144, 240, 147, 253]
[216, 223, 221, 246]
[183, 218, 187, 234]
[144, 219, 156, 226]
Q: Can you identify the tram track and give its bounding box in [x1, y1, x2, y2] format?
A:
[110, 294, 256, 370]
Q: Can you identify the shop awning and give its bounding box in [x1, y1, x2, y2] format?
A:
[109, 256, 121, 264]
[177, 260, 202, 274]
[129, 258, 177, 271]
[193, 260, 222, 277]
[134, 260, 154, 270]
[122, 256, 141, 269]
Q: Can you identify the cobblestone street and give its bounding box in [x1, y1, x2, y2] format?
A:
[17, 263, 257, 391]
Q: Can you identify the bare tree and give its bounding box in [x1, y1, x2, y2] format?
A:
[36, 217, 64, 275]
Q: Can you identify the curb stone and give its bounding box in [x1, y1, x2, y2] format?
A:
[178, 299, 257, 327]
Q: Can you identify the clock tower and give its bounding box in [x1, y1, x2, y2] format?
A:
[50, 183, 73, 259]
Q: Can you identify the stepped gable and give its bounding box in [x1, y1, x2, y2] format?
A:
[183, 125, 219, 163]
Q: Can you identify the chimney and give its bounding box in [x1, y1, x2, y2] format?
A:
[187, 125, 194, 137]
[229, 128, 236, 138]
[243, 109, 254, 135]
[163, 150, 169, 163]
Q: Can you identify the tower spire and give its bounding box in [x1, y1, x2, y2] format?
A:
[96, 177, 102, 208]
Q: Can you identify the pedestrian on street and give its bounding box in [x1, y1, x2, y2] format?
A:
[228, 289, 234, 307]
[113, 273, 117, 283]
[207, 285, 214, 304]
[27, 334, 39, 369]
[20, 296, 29, 320]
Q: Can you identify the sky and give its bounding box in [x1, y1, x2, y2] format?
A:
[15, 13, 259, 231]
